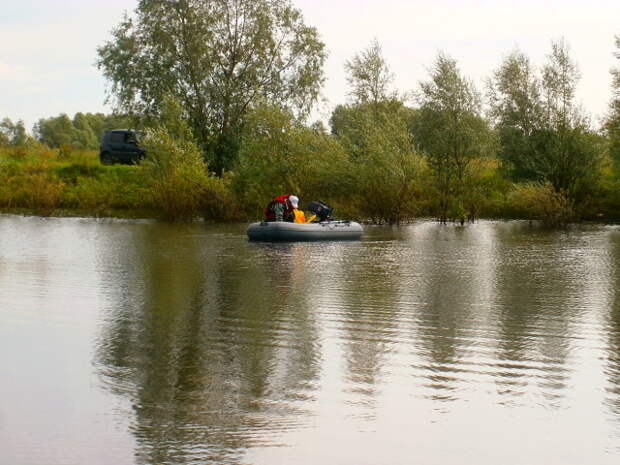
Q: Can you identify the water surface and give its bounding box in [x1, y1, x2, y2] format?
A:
[1, 216, 619, 464]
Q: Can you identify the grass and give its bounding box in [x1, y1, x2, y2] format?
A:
[1, 144, 619, 224]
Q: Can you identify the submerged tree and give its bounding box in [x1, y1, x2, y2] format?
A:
[97, 0, 327, 175]
[489, 40, 603, 201]
[333, 46, 420, 224]
[234, 103, 350, 217]
[413, 53, 494, 222]
[487, 50, 543, 180]
[607, 35, 620, 175]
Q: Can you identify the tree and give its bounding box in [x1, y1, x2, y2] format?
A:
[489, 40, 603, 201]
[234, 104, 350, 217]
[33, 114, 76, 148]
[413, 53, 494, 222]
[0, 118, 29, 146]
[487, 49, 543, 180]
[97, 0, 326, 175]
[33, 113, 137, 150]
[329, 101, 421, 224]
[607, 35, 620, 175]
[141, 96, 231, 220]
[344, 39, 396, 106]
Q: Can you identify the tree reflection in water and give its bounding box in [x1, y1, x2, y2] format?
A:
[94, 224, 321, 464]
[605, 232, 620, 430]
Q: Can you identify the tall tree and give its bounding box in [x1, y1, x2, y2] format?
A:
[33, 114, 76, 148]
[607, 35, 620, 174]
[97, 0, 326, 175]
[489, 40, 603, 200]
[344, 39, 395, 106]
[413, 53, 493, 222]
[487, 50, 543, 180]
[0, 118, 29, 146]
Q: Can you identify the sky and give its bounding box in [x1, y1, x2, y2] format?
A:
[1, 0, 619, 132]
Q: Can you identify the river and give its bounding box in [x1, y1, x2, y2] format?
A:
[1, 215, 619, 464]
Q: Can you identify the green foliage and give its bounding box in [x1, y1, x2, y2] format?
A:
[33, 112, 135, 150]
[606, 35, 620, 175]
[62, 167, 151, 212]
[506, 182, 575, 225]
[141, 97, 232, 220]
[413, 53, 495, 222]
[1, 118, 30, 146]
[488, 41, 604, 201]
[330, 101, 420, 224]
[234, 104, 350, 218]
[345, 39, 396, 105]
[97, 0, 327, 175]
[0, 160, 65, 211]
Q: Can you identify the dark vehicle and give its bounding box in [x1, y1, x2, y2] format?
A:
[99, 130, 145, 165]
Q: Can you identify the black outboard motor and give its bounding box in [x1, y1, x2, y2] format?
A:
[308, 200, 333, 222]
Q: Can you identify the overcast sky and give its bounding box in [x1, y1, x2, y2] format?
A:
[1, 0, 619, 132]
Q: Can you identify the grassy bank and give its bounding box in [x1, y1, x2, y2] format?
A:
[1, 143, 619, 224]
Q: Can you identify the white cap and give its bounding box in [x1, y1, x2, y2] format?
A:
[289, 195, 299, 208]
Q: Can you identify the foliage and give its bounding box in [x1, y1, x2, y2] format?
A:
[413, 52, 495, 222]
[344, 39, 396, 106]
[330, 101, 421, 224]
[488, 41, 604, 200]
[1, 118, 30, 146]
[141, 97, 232, 220]
[234, 104, 350, 219]
[606, 35, 620, 175]
[33, 112, 135, 150]
[97, 0, 327, 175]
[506, 182, 575, 225]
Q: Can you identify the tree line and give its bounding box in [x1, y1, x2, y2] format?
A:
[2, 0, 619, 223]
[0, 113, 134, 151]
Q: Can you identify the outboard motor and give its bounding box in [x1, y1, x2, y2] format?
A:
[308, 200, 333, 222]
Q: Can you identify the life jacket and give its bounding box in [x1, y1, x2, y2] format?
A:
[293, 209, 306, 223]
[264, 194, 294, 221]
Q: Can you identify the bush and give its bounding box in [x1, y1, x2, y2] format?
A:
[0, 170, 64, 211]
[234, 104, 350, 220]
[506, 182, 575, 225]
[332, 103, 421, 224]
[141, 97, 232, 221]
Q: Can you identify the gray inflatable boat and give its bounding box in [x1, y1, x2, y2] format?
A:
[247, 220, 363, 242]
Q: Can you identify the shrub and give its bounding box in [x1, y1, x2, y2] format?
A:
[234, 104, 350, 219]
[506, 182, 575, 225]
[0, 171, 64, 211]
[141, 97, 228, 220]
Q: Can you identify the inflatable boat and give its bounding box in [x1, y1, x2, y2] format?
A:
[247, 220, 363, 242]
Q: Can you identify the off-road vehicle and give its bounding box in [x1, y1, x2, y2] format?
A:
[99, 130, 145, 165]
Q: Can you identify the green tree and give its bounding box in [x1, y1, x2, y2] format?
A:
[33, 112, 136, 150]
[72, 113, 99, 149]
[487, 49, 543, 180]
[97, 0, 326, 175]
[1, 118, 29, 146]
[413, 53, 494, 222]
[234, 104, 349, 218]
[329, 101, 421, 224]
[607, 35, 620, 175]
[33, 114, 76, 148]
[141, 96, 230, 220]
[490, 40, 602, 202]
[344, 39, 396, 106]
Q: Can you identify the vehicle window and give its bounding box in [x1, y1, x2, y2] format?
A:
[109, 132, 125, 143]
